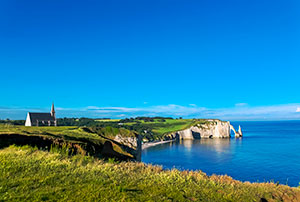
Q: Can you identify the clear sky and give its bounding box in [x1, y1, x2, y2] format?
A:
[1, 0, 300, 120]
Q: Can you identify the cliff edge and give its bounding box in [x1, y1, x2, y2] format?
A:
[165, 120, 241, 140]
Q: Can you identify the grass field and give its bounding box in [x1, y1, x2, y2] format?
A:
[0, 124, 137, 160]
[95, 119, 121, 122]
[0, 124, 99, 140]
[122, 119, 195, 135]
[124, 119, 213, 136]
[148, 119, 194, 135]
[1, 145, 299, 202]
[0, 124, 136, 140]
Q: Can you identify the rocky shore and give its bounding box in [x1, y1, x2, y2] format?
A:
[142, 139, 175, 150]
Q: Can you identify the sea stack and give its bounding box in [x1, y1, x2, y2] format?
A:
[238, 125, 243, 137]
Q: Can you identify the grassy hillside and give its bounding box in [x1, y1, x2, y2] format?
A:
[1, 146, 299, 202]
[123, 119, 194, 135]
[0, 124, 136, 139]
[120, 118, 218, 141]
[139, 119, 194, 135]
[149, 119, 215, 135]
[0, 124, 137, 160]
[95, 119, 121, 122]
[0, 125, 99, 141]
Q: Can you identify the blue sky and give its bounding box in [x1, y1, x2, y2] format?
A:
[0, 0, 300, 120]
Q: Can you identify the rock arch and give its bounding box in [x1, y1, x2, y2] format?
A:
[230, 125, 243, 138]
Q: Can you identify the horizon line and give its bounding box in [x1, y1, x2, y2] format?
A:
[1, 103, 300, 121]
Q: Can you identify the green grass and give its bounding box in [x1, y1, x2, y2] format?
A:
[0, 124, 136, 140]
[123, 119, 194, 135]
[1, 145, 299, 202]
[93, 126, 136, 138]
[95, 119, 121, 122]
[0, 124, 137, 160]
[0, 124, 98, 140]
[150, 119, 194, 135]
[129, 119, 210, 136]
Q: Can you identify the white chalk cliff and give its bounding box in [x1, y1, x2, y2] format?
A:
[166, 120, 241, 140]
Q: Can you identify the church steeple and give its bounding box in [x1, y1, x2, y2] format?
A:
[51, 102, 55, 119]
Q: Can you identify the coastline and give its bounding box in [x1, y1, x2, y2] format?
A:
[142, 139, 175, 150]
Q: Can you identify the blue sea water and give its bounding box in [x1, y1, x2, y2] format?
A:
[142, 121, 300, 187]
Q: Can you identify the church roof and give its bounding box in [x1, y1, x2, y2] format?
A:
[28, 113, 55, 122]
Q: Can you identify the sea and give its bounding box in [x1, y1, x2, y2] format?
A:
[142, 121, 300, 187]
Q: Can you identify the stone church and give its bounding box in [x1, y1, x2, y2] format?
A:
[25, 103, 57, 126]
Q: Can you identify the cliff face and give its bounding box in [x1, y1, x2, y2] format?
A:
[167, 120, 233, 140]
[114, 134, 142, 161]
[114, 135, 138, 148]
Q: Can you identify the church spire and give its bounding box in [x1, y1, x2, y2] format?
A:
[51, 102, 55, 118]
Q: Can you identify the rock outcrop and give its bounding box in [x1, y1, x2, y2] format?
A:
[230, 125, 243, 138]
[114, 134, 142, 161]
[238, 125, 243, 137]
[167, 120, 242, 140]
[114, 135, 138, 148]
